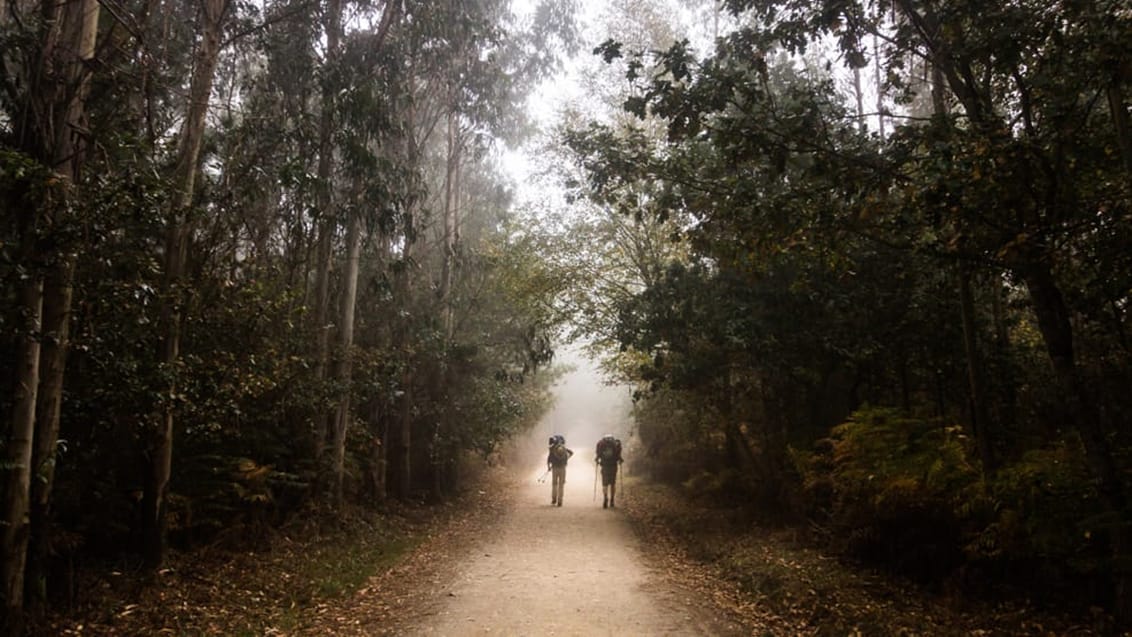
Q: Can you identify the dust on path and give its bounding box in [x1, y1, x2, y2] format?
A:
[306, 460, 752, 637]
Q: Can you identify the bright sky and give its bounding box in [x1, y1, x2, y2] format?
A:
[499, 0, 726, 208]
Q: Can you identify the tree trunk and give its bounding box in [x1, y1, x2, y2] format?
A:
[990, 278, 1017, 433]
[3, 0, 98, 628]
[144, 0, 228, 571]
[1021, 260, 1131, 618]
[439, 106, 460, 340]
[26, 0, 99, 605]
[311, 222, 335, 463]
[873, 32, 885, 141]
[852, 65, 865, 132]
[331, 215, 363, 506]
[394, 377, 413, 499]
[311, 0, 343, 467]
[1, 279, 44, 637]
[957, 260, 995, 475]
[371, 401, 388, 502]
[1107, 67, 1132, 176]
[26, 258, 76, 607]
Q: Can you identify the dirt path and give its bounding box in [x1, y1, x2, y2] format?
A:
[304, 461, 751, 636]
[405, 464, 746, 636]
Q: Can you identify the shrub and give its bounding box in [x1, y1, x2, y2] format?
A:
[802, 407, 981, 584]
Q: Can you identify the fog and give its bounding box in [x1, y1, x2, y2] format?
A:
[516, 344, 633, 477]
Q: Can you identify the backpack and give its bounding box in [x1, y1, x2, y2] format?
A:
[597, 437, 621, 463]
[550, 443, 569, 464]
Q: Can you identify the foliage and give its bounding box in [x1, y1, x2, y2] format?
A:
[0, 0, 579, 624]
[969, 442, 1112, 603]
[795, 406, 1116, 604]
[559, 0, 1132, 613]
[794, 408, 979, 582]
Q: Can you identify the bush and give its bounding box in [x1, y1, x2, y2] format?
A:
[964, 441, 1111, 606]
[798, 407, 980, 584]
[797, 406, 1118, 609]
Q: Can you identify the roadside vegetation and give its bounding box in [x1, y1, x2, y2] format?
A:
[3, 0, 1131, 633]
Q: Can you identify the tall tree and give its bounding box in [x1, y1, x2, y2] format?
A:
[143, 0, 231, 571]
[1, 0, 100, 630]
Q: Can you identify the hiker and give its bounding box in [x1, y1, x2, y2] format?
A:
[547, 434, 574, 506]
[595, 434, 623, 509]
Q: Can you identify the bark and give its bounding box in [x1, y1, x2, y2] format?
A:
[26, 258, 76, 606]
[143, 0, 228, 571]
[1, 279, 44, 637]
[311, 0, 343, 466]
[394, 218, 416, 501]
[439, 106, 459, 340]
[331, 215, 363, 506]
[852, 64, 865, 132]
[25, 0, 98, 606]
[873, 32, 884, 140]
[311, 222, 335, 463]
[3, 0, 98, 627]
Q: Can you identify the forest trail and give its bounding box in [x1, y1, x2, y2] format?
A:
[401, 464, 745, 636]
[302, 460, 750, 636]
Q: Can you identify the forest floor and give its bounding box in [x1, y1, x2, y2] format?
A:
[35, 459, 1115, 636]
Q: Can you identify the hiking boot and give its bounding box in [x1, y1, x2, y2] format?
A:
[557, 501, 563, 507]
[609, 498, 615, 508]
[551, 498, 557, 505]
[602, 497, 608, 509]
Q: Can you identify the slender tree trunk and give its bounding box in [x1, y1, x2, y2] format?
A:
[144, 0, 228, 571]
[1, 279, 44, 637]
[26, 0, 98, 606]
[331, 215, 363, 506]
[372, 401, 388, 502]
[990, 278, 1017, 432]
[26, 259, 76, 606]
[1107, 66, 1132, 176]
[3, 0, 98, 628]
[439, 106, 459, 340]
[957, 260, 995, 475]
[311, 222, 335, 462]
[311, 0, 343, 467]
[394, 98, 418, 501]
[852, 65, 865, 132]
[873, 32, 885, 141]
[397, 376, 414, 500]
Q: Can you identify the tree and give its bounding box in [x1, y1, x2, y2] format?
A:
[144, 0, 232, 571]
[1, 0, 100, 630]
[564, 0, 1132, 613]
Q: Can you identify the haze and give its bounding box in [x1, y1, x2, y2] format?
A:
[520, 344, 633, 476]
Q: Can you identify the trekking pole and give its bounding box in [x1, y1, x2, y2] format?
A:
[537, 468, 549, 483]
[593, 462, 598, 502]
[619, 462, 625, 501]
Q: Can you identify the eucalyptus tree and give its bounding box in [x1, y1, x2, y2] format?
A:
[0, 0, 100, 630]
[143, 0, 236, 570]
[362, 0, 577, 498]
